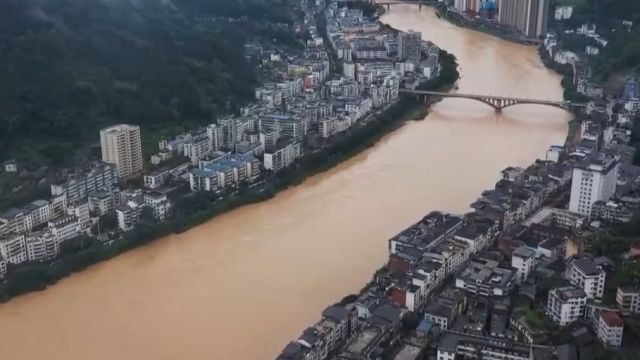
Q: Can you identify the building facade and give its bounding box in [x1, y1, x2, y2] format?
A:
[596, 311, 623, 347]
[397, 30, 421, 62]
[497, 0, 549, 38]
[50, 162, 119, 203]
[546, 286, 588, 326]
[100, 124, 144, 178]
[511, 246, 536, 284]
[0, 234, 27, 265]
[616, 287, 640, 315]
[566, 257, 606, 301]
[264, 141, 303, 172]
[569, 153, 619, 218]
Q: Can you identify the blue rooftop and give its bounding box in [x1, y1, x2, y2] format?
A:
[417, 319, 434, 334]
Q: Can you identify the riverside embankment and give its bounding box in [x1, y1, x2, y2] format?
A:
[0, 5, 570, 360]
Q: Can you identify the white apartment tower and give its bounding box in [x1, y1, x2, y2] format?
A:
[566, 257, 606, 301]
[569, 153, 619, 218]
[546, 286, 588, 326]
[100, 124, 143, 178]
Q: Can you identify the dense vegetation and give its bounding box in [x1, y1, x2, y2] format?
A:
[555, 0, 640, 81]
[0, 51, 460, 302]
[0, 0, 299, 166]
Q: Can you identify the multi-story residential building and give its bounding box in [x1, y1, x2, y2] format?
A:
[453, 215, 498, 254]
[88, 189, 117, 216]
[566, 257, 606, 301]
[353, 45, 387, 60]
[0, 208, 33, 235]
[159, 134, 187, 155]
[0, 209, 28, 236]
[0, 219, 7, 238]
[150, 151, 172, 165]
[67, 200, 90, 226]
[344, 97, 373, 121]
[116, 200, 144, 232]
[437, 332, 554, 360]
[276, 79, 303, 102]
[50, 162, 119, 203]
[320, 305, 353, 351]
[48, 216, 80, 244]
[523, 206, 587, 230]
[143, 193, 171, 222]
[455, 257, 516, 297]
[319, 117, 352, 138]
[424, 291, 466, 330]
[569, 152, 619, 218]
[335, 325, 385, 360]
[389, 211, 463, 258]
[144, 169, 169, 190]
[260, 113, 307, 141]
[424, 238, 469, 276]
[397, 30, 421, 62]
[616, 287, 640, 315]
[190, 154, 261, 192]
[596, 311, 623, 347]
[264, 140, 303, 172]
[0, 233, 27, 265]
[0, 200, 55, 235]
[206, 123, 221, 152]
[0, 255, 6, 278]
[49, 194, 68, 220]
[100, 124, 143, 178]
[25, 231, 58, 262]
[591, 200, 635, 223]
[184, 134, 212, 165]
[511, 246, 536, 284]
[24, 200, 51, 229]
[546, 286, 588, 326]
[424, 300, 457, 330]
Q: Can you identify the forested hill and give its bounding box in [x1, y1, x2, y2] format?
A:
[559, 0, 640, 81]
[0, 0, 298, 166]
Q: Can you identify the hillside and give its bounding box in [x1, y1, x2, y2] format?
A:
[0, 0, 299, 166]
[555, 0, 640, 81]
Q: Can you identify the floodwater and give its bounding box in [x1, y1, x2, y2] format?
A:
[0, 5, 570, 360]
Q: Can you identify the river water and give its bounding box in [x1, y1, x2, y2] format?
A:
[0, 5, 570, 360]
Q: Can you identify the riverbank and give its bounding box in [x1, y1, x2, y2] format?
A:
[0, 51, 460, 303]
[435, 5, 540, 46]
[536, 46, 590, 147]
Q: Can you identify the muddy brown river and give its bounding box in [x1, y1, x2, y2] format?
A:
[0, 5, 570, 360]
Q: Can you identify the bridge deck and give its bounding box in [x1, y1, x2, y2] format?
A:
[398, 89, 584, 106]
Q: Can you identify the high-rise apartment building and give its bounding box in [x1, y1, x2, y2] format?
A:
[497, 0, 549, 38]
[100, 124, 143, 178]
[454, 0, 481, 13]
[397, 30, 422, 62]
[569, 152, 619, 218]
